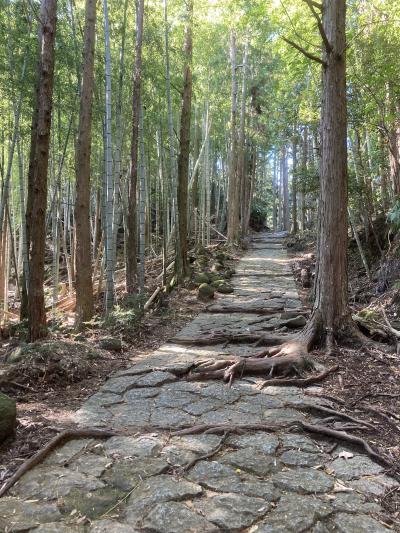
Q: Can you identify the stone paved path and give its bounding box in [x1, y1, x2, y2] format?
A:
[2, 234, 398, 532]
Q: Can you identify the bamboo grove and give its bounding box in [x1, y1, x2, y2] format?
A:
[0, 0, 399, 339]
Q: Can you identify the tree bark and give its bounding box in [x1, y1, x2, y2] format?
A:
[272, 150, 278, 232]
[311, 0, 350, 341]
[103, 0, 115, 310]
[175, 0, 193, 280]
[292, 132, 298, 234]
[281, 145, 289, 231]
[126, 0, 144, 293]
[28, 0, 57, 341]
[227, 31, 240, 243]
[300, 125, 308, 231]
[74, 0, 96, 328]
[238, 41, 248, 237]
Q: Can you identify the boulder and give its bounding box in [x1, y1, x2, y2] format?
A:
[198, 283, 215, 300]
[99, 337, 123, 352]
[0, 392, 16, 442]
[193, 272, 210, 285]
[211, 280, 234, 294]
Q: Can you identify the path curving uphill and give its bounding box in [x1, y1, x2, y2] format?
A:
[1, 233, 397, 532]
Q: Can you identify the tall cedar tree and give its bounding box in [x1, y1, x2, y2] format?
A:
[126, 0, 145, 294]
[27, 0, 57, 341]
[311, 0, 350, 340]
[75, 0, 96, 328]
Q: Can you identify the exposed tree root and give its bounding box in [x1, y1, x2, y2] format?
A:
[206, 304, 307, 315]
[169, 333, 293, 347]
[257, 365, 339, 389]
[0, 380, 36, 392]
[2, 416, 399, 499]
[358, 403, 400, 432]
[0, 428, 118, 498]
[171, 421, 398, 478]
[170, 423, 281, 437]
[186, 351, 312, 385]
[303, 403, 375, 430]
[298, 421, 398, 476]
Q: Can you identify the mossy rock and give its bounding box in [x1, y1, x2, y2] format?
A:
[224, 267, 235, 279]
[195, 256, 208, 268]
[7, 344, 26, 363]
[211, 279, 227, 288]
[99, 337, 122, 352]
[211, 280, 234, 294]
[0, 392, 16, 443]
[193, 272, 210, 285]
[73, 334, 86, 342]
[215, 251, 227, 262]
[211, 262, 224, 273]
[198, 283, 215, 300]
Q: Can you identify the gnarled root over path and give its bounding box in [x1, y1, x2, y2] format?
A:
[185, 332, 337, 387]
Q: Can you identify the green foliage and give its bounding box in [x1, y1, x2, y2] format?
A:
[250, 200, 268, 230]
[388, 199, 400, 230]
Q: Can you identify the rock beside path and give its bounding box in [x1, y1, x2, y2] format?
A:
[0, 391, 16, 442]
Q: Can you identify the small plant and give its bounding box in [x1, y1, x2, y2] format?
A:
[387, 199, 400, 230]
[250, 201, 269, 231]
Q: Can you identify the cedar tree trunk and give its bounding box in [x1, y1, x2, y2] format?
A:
[28, 0, 57, 341]
[75, 0, 96, 328]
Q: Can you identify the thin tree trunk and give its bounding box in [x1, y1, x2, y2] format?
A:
[112, 0, 128, 269]
[292, 132, 298, 234]
[281, 145, 289, 231]
[0, 53, 28, 239]
[163, 0, 177, 246]
[126, 0, 144, 294]
[175, 0, 193, 280]
[227, 31, 240, 243]
[272, 150, 278, 232]
[17, 139, 29, 305]
[75, 0, 96, 328]
[348, 208, 371, 281]
[27, 0, 57, 341]
[138, 102, 146, 294]
[103, 0, 115, 310]
[300, 125, 308, 231]
[238, 40, 248, 237]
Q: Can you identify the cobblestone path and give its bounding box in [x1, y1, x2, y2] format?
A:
[2, 234, 398, 532]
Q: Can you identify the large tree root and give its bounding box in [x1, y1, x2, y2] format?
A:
[169, 333, 293, 347]
[171, 423, 281, 437]
[171, 422, 398, 478]
[205, 304, 307, 315]
[187, 352, 311, 386]
[298, 421, 398, 476]
[2, 416, 398, 499]
[257, 365, 339, 389]
[185, 332, 321, 386]
[303, 403, 375, 430]
[0, 428, 118, 498]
